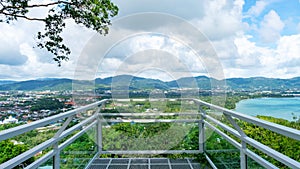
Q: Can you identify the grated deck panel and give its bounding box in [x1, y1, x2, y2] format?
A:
[88, 158, 202, 169]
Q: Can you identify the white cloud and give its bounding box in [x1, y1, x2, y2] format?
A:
[247, 0, 268, 17]
[99, 58, 123, 72]
[258, 10, 285, 43]
[191, 0, 244, 40]
[232, 34, 277, 70]
[0, 0, 299, 81]
[97, 34, 208, 81]
[297, 22, 300, 33]
[0, 22, 84, 80]
[276, 34, 300, 65]
[0, 23, 29, 66]
[40, 0, 300, 80]
[2, 43, 76, 80]
[221, 33, 300, 79]
[234, 39, 262, 67]
[212, 37, 239, 60]
[0, 13, 96, 80]
[129, 35, 165, 51]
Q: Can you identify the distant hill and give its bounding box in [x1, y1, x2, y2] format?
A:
[0, 75, 299, 91]
[0, 80, 16, 85]
[226, 77, 300, 91]
[0, 78, 72, 91]
[167, 76, 213, 89]
[95, 75, 168, 90]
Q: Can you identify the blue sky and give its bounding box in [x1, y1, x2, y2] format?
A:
[242, 0, 300, 42]
[0, 0, 299, 81]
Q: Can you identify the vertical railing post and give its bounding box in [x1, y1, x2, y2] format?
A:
[97, 118, 103, 153]
[240, 141, 247, 169]
[53, 145, 60, 169]
[52, 115, 74, 169]
[198, 105, 206, 153]
[224, 114, 247, 169]
[96, 102, 104, 154]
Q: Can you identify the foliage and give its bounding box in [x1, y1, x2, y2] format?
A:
[238, 116, 300, 168]
[60, 132, 97, 169]
[257, 115, 300, 130]
[0, 123, 56, 167]
[102, 123, 183, 151]
[0, 140, 34, 168]
[224, 96, 244, 109]
[205, 114, 300, 168]
[30, 97, 65, 111]
[14, 129, 56, 149]
[0, 123, 19, 130]
[0, 0, 118, 66]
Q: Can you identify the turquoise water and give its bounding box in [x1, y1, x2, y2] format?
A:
[235, 97, 300, 121]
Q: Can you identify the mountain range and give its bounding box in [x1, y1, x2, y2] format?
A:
[0, 75, 299, 91]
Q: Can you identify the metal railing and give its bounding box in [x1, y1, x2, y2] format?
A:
[193, 98, 300, 169]
[0, 98, 299, 169]
[0, 99, 107, 169]
[98, 111, 202, 156]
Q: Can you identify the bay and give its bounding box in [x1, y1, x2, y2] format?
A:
[235, 97, 300, 121]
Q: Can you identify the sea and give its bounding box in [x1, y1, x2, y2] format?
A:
[235, 97, 300, 121]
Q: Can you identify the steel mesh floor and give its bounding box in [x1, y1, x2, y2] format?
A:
[88, 158, 201, 169]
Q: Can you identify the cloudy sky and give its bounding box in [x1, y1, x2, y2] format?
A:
[0, 0, 300, 81]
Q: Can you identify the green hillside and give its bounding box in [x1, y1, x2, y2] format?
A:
[0, 75, 299, 91]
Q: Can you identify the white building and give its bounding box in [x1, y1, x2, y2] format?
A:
[3, 115, 18, 124]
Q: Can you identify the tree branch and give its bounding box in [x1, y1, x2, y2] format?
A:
[1, 11, 45, 21]
[0, 1, 5, 8]
[4, 1, 72, 9]
[0, 0, 119, 66]
[28, 1, 72, 8]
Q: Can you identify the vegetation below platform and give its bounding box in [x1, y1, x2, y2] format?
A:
[0, 97, 299, 169]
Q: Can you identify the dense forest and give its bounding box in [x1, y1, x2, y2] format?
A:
[30, 97, 67, 111]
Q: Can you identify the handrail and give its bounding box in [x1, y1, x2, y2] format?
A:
[100, 112, 200, 116]
[102, 119, 200, 123]
[193, 98, 300, 141]
[193, 98, 300, 169]
[0, 99, 107, 169]
[24, 121, 97, 169]
[0, 99, 108, 142]
[99, 150, 201, 154]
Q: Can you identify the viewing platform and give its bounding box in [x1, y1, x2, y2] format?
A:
[0, 99, 300, 169]
[88, 158, 201, 169]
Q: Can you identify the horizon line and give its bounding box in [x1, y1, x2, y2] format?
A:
[1, 74, 300, 83]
